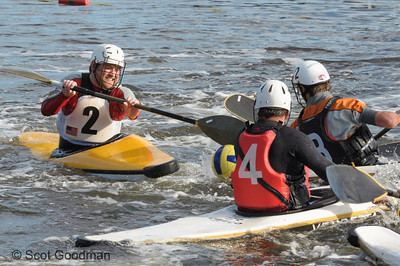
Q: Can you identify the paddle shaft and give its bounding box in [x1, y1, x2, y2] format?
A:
[51, 80, 197, 125]
[374, 128, 391, 140]
[0, 67, 245, 144]
[387, 190, 400, 198]
[64, 82, 244, 144]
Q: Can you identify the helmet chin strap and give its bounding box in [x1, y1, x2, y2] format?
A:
[286, 108, 291, 125]
[292, 82, 305, 108]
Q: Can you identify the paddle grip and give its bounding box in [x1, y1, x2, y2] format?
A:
[71, 86, 197, 125]
[388, 190, 400, 199]
[51, 80, 63, 87]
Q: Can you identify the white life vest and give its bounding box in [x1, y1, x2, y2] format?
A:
[57, 95, 122, 143]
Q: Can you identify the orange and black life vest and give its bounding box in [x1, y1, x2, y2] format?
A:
[296, 96, 378, 166]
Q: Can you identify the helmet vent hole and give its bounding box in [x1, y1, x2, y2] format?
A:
[260, 83, 266, 91]
[282, 86, 286, 94]
[268, 84, 273, 92]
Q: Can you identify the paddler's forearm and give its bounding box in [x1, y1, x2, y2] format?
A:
[41, 92, 70, 116]
[127, 109, 141, 120]
[374, 110, 400, 128]
[124, 97, 141, 120]
[297, 136, 334, 182]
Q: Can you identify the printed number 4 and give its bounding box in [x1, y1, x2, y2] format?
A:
[238, 144, 262, 184]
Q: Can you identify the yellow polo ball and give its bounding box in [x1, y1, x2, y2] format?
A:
[212, 145, 236, 179]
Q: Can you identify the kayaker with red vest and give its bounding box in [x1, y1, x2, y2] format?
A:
[231, 80, 333, 213]
[41, 44, 141, 151]
[290, 60, 400, 166]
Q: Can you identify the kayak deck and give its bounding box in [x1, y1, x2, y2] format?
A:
[18, 132, 179, 178]
[75, 189, 383, 247]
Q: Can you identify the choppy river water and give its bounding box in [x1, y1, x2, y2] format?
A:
[1, 0, 400, 265]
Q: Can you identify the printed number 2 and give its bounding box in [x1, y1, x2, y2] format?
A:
[308, 133, 332, 161]
[81, 106, 99, 135]
[238, 144, 262, 184]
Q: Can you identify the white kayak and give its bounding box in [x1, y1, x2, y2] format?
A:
[75, 188, 385, 247]
[347, 225, 400, 265]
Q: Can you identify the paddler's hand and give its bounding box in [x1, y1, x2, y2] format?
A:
[124, 97, 141, 120]
[62, 80, 77, 98]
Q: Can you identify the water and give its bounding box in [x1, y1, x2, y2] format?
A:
[1, 0, 400, 264]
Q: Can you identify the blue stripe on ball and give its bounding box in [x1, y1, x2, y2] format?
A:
[227, 155, 236, 164]
[213, 146, 224, 174]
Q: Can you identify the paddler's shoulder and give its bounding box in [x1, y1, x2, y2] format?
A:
[306, 91, 333, 106]
[118, 85, 137, 100]
[280, 123, 311, 140]
[61, 72, 83, 81]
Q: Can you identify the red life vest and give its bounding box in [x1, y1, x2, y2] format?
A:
[231, 129, 310, 213]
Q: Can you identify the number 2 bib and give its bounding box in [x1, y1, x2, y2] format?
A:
[57, 95, 122, 143]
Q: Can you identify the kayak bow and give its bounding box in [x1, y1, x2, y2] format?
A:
[348, 225, 400, 265]
[18, 132, 179, 178]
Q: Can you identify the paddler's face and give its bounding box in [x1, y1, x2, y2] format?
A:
[94, 63, 122, 90]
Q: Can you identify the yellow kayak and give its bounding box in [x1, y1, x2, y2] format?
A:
[18, 132, 179, 178]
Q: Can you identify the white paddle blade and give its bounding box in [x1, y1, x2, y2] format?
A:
[0, 67, 52, 84]
[326, 165, 387, 203]
[224, 94, 255, 122]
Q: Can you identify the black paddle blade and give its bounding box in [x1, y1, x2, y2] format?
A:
[224, 94, 255, 122]
[326, 165, 387, 203]
[196, 115, 245, 145]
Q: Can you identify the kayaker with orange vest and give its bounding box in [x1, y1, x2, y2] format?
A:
[231, 80, 333, 213]
[290, 60, 400, 166]
[41, 44, 142, 151]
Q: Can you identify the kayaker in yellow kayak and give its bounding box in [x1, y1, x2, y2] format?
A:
[231, 80, 334, 213]
[41, 44, 142, 151]
[290, 60, 400, 166]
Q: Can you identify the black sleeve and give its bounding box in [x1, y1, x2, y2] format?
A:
[293, 131, 334, 182]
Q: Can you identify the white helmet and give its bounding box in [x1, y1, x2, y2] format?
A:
[91, 44, 125, 67]
[292, 60, 330, 86]
[254, 80, 291, 112]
